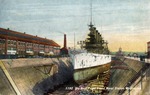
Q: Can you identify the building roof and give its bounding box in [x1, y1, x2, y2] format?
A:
[0, 28, 60, 47]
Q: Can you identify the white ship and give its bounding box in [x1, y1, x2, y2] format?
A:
[69, 49, 111, 83]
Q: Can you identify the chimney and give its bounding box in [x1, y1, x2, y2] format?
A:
[64, 34, 67, 48]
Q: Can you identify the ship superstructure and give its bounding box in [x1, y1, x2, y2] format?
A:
[83, 23, 109, 54]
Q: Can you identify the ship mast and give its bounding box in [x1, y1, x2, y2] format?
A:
[74, 32, 75, 50]
[89, 0, 93, 28]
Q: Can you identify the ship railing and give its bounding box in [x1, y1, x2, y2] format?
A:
[125, 56, 150, 63]
[124, 56, 140, 61]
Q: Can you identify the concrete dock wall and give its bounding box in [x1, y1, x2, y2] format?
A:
[123, 66, 150, 95]
[0, 68, 16, 95]
[0, 57, 73, 95]
[108, 57, 150, 95]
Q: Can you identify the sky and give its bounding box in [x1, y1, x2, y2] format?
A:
[0, 0, 150, 52]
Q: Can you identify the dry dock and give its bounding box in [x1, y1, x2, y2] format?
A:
[0, 57, 73, 95]
[0, 57, 150, 95]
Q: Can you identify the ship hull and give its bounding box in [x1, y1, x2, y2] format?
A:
[73, 62, 111, 84]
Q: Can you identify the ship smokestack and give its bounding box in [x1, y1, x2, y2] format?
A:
[64, 34, 67, 48]
[60, 34, 68, 55]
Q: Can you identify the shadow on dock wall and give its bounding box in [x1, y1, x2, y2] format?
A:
[32, 59, 73, 95]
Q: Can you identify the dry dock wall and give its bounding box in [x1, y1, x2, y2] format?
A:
[0, 68, 16, 95]
[123, 66, 150, 95]
[108, 57, 150, 95]
[0, 57, 73, 95]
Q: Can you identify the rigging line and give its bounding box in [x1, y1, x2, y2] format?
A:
[74, 32, 75, 50]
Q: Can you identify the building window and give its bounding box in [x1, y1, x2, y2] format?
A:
[8, 40, 11, 44]
[27, 48, 32, 51]
[0, 39, 5, 44]
[8, 47, 16, 50]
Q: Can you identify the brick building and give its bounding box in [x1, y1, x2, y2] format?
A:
[0, 28, 60, 58]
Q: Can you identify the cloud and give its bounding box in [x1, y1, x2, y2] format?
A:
[0, 0, 150, 52]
